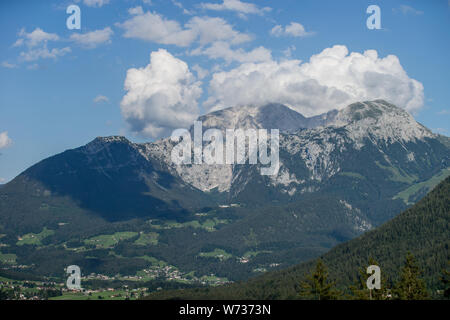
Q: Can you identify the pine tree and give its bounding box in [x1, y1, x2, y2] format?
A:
[299, 259, 341, 300]
[393, 253, 428, 300]
[0, 287, 7, 300]
[440, 261, 450, 299]
[350, 257, 391, 300]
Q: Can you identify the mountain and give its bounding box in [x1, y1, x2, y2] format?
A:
[5, 135, 215, 223]
[195, 103, 337, 132]
[0, 100, 449, 283]
[144, 176, 450, 299]
[149, 100, 448, 224]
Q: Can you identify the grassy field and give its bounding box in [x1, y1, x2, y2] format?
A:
[338, 172, 366, 180]
[138, 255, 167, 267]
[16, 227, 54, 246]
[0, 252, 17, 264]
[199, 275, 229, 285]
[134, 232, 159, 246]
[199, 249, 233, 261]
[394, 168, 450, 204]
[201, 218, 229, 231]
[50, 289, 135, 300]
[375, 161, 418, 184]
[84, 231, 138, 249]
[148, 218, 229, 232]
[242, 250, 272, 259]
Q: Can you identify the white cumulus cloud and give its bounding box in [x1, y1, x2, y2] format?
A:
[70, 27, 114, 49]
[190, 41, 272, 63]
[118, 10, 250, 47]
[1, 61, 17, 69]
[200, 0, 271, 16]
[83, 0, 110, 8]
[185, 16, 251, 45]
[93, 95, 109, 103]
[393, 5, 424, 15]
[172, 0, 194, 15]
[128, 6, 144, 15]
[270, 22, 313, 37]
[0, 132, 12, 149]
[19, 46, 71, 62]
[121, 49, 202, 138]
[204, 45, 424, 116]
[13, 28, 70, 62]
[192, 64, 209, 79]
[118, 11, 195, 46]
[13, 28, 59, 48]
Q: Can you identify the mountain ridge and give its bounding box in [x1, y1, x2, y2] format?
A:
[0, 100, 448, 283]
[2, 100, 448, 226]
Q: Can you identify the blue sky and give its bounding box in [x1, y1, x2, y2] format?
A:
[0, 0, 449, 182]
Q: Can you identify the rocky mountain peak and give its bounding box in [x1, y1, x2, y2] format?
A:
[192, 100, 432, 145]
[84, 136, 133, 154]
[196, 103, 310, 132]
[329, 100, 434, 145]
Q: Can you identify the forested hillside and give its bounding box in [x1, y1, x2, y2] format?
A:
[145, 176, 450, 299]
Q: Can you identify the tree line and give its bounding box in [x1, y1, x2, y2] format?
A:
[299, 253, 449, 300]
